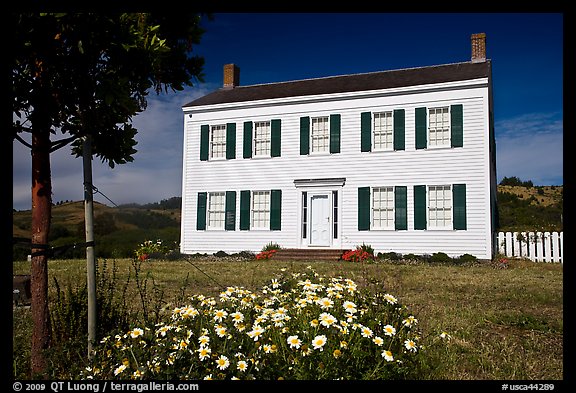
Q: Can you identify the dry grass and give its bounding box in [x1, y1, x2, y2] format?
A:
[12, 257, 563, 380]
[498, 185, 562, 207]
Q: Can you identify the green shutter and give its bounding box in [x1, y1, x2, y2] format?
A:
[226, 123, 236, 159]
[240, 190, 251, 230]
[270, 190, 282, 230]
[453, 184, 467, 230]
[271, 119, 281, 157]
[300, 117, 310, 155]
[393, 109, 405, 151]
[196, 192, 207, 230]
[200, 125, 209, 161]
[361, 112, 372, 152]
[451, 104, 463, 148]
[395, 186, 407, 230]
[358, 187, 370, 231]
[243, 121, 253, 159]
[330, 114, 341, 154]
[415, 107, 427, 149]
[414, 185, 427, 230]
[225, 191, 236, 231]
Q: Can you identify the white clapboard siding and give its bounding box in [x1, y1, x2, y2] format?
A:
[181, 78, 495, 259]
[496, 231, 563, 263]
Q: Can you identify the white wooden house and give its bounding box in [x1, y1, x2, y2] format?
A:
[180, 33, 498, 260]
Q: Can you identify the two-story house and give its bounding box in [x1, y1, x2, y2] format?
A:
[180, 33, 498, 260]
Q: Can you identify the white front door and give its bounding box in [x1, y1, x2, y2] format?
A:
[310, 194, 330, 246]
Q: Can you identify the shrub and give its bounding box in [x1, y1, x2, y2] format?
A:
[134, 239, 172, 260]
[377, 252, 402, 261]
[342, 245, 374, 263]
[237, 250, 256, 260]
[429, 252, 452, 264]
[82, 267, 449, 380]
[262, 242, 281, 252]
[255, 249, 277, 260]
[456, 253, 478, 264]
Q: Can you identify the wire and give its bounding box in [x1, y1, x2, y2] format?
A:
[91, 185, 118, 207]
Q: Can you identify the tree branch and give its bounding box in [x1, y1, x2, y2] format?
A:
[50, 135, 78, 153]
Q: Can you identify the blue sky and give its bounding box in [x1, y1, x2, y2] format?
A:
[12, 12, 564, 211]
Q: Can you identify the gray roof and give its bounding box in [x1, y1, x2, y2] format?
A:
[183, 60, 491, 108]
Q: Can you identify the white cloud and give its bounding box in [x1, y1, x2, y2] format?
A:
[495, 112, 563, 185]
[12, 85, 214, 211]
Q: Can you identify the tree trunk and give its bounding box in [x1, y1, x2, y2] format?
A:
[30, 127, 52, 377]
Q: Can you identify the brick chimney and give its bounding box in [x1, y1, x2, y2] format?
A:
[223, 63, 240, 88]
[471, 33, 486, 63]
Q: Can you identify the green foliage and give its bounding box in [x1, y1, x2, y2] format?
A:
[359, 242, 375, 256]
[116, 210, 178, 229]
[429, 252, 452, 264]
[48, 260, 132, 378]
[497, 191, 562, 232]
[13, 13, 207, 167]
[261, 242, 281, 252]
[83, 268, 447, 380]
[134, 239, 174, 259]
[456, 253, 478, 263]
[499, 176, 534, 187]
[377, 252, 403, 261]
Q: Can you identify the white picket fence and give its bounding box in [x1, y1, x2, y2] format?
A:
[496, 231, 563, 263]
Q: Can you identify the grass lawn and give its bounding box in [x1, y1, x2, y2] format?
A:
[12, 256, 563, 380]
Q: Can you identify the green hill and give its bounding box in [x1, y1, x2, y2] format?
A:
[496, 185, 563, 233]
[12, 198, 181, 261]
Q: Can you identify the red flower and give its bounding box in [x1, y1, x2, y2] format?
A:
[255, 249, 277, 260]
[341, 248, 373, 263]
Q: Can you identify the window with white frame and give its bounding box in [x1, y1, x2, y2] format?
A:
[428, 185, 452, 228]
[210, 124, 227, 159]
[311, 116, 329, 153]
[207, 192, 225, 229]
[373, 111, 394, 150]
[251, 191, 271, 229]
[428, 107, 450, 147]
[254, 121, 271, 156]
[372, 187, 395, 229]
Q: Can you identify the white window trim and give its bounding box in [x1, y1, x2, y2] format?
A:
[427, 185, 453, 230]
[251, 190, 271, 230]
[253, 120, 271, 158]
[310, 116, 330, 155]
[207, 192, 226, 230]
[371, 186, 395, 230]
[427, 106, 451, 149]
[372, 111, 394, 152]
[209, 124, 227, 160]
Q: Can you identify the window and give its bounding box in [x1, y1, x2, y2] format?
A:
[373, 112, 394, 150]
[428, 185, 452, 228]
[207, 192, 226, 229]
[428, 107, 450, 147]
[311, 116, 329, 153]
[210, 125, 227, 159]
[372, 187, 395, 229]
[252, 191, 271, 229]
[254, 121, 271, 157]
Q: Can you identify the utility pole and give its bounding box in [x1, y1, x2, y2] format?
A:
[83, 135, 97, 358]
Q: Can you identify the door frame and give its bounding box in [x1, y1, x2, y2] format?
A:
[294, 178, 345, 248]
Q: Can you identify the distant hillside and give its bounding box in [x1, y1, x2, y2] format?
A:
[13, 198, 182, 260]
[496, 185, 563, 232]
